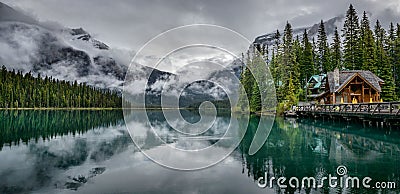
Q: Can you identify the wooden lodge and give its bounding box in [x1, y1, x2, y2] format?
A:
[292, 69, 399, 125]
[311, 68, 384, 104]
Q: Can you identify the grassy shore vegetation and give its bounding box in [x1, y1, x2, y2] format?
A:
[239, 4, 400, 115]
[0, 66, 127, 109]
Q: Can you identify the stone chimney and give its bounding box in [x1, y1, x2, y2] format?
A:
[334, 68, 340, 90]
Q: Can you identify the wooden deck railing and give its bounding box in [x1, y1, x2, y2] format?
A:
[295, 102, 400, 116]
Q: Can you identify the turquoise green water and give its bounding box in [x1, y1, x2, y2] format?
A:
[0, 110, 399, 193]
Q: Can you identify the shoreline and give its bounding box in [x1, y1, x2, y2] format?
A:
[0, 107, 122, 110]
[0, 107, 278, 116]
[0, 107, 208, 110]
[0, 107, 231, 110]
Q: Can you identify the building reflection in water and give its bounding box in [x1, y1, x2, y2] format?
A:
[237, 116, 400, 193]
[0, 110, 399, 193]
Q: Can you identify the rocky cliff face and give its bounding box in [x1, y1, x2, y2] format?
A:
[0, 2, 242, 107]
[0, 2, 131, 89]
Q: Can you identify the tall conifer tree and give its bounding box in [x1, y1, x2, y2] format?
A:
[374, 21, 396, 101]
[360, 11, 377, 73]
[282, 22, 300, 95]
[331, 27, 342, 70]
[317, 20, 331, 73]
[300, 29, 315, 83]
[394, 24, 400, 96]
[342, 4, 362, 70]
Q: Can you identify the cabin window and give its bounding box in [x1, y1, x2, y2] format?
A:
[336, 96, 341, 103]
[351, 85, 357, 92]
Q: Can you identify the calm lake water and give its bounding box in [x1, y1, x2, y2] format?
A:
[0, 110, 399, 194]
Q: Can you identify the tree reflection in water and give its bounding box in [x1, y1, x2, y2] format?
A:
[0, 110, 125, 150]
[238, 116, 400, 193]
[0, 110, 399, 193]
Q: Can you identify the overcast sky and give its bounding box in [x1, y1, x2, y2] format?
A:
[3, 0, 400, 51]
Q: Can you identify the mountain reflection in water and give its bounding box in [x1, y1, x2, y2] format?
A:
[0, 110, 399, 193]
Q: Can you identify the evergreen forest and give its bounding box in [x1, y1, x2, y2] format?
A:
[239, 4, 400, 113]
[0, 66, 124, 108]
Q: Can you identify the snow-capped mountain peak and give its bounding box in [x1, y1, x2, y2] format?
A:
[0, 2, 132, 89]
[0, 1, 243, 107]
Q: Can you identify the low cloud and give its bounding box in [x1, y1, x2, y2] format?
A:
[3, 0, 399, 50]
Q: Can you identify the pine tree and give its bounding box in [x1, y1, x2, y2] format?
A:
[331, 27, 342, 70]
[374, 20, 385, 49]
[270, 22, 300, 104]
[270, 30, 282, 93]
[386, 22, 397, 89]
[317, 20, 332, 73]
[270, 51, 278, 87]
[300, 29, 315, 85]
[388, 22, 396, 42]
[342, 4, 362, 70]
[394, 24, 400, 96]
[397, 23, 400, 37]
[241, 50, 255, 106]
[360, 11, 377, 73]
[312, 37, 318, 72]
[274, 30, 281, 55]
[282, 22, 300, 96]
[286, 75, 297, 107]
[375, 20, 386, 77]
[385, 23, 400, 99]
[374, 22, 397, 101]
[294, 36, 306, 100]
[294, 35, 303, 74]
[250, 81, 261, 113]
[379, 50, 396, 101]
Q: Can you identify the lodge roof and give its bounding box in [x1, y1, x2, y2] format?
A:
[307, 74, 326, 89]
[327, 70, 384, 93]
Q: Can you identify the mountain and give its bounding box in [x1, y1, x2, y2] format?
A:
[0, 2, 181, 91]
[0, 2, 133, 89]
[0, 2, 242, 107]
[253, 15, 345, 46]
[125, 59, 242, 107]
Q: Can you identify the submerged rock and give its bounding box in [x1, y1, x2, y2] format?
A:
[64, 167, 106, 191]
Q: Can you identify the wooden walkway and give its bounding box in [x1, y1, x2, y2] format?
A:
[295, 102, 400, 121]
